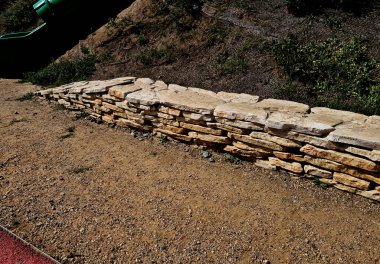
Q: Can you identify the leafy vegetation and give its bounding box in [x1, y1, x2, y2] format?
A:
[312, 177, 330, 189]
[16, 92, 35, 101]
[274, 36, 380, 115]
[286, 0, 374, 16]
[24, 54, 98, 86]
[153, 0, 203, 32]
[225, 155, 242, 165]
[0, 0, 38, 34]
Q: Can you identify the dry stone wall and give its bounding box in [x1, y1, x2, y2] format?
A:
[35, 77, 380, 202]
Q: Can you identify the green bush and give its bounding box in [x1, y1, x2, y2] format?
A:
[153, 0, 203, 32]
[0, 0, 37, 33]
[286, 0, 373, 16]
[273, 37, 380, 115]
[24, 54, 98, 86]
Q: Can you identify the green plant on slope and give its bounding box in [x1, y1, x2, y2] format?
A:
[0, 0, 38, 33]
[24, 54, 98, 86]
[286, 0, 373, 16]
[273, 37, 380, 115]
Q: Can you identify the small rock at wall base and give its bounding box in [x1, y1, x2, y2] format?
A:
[268, 157, 303, 174]
[304, 165, 333, 179]
[202, 151, 211, 158]
[254, 159, 277, 171]
[334, 184, 358, 194]
[358, 190, 380, 202]
[333, 172, 370, 190]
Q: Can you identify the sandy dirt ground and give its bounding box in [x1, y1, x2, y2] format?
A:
[0, 79, 379, 264]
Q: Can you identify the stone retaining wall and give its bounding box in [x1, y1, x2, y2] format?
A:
[35, 77, 380, 202]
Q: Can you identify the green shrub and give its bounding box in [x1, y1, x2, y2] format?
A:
[24, 54, 98, 86]
[0, 0, 37, 33]
[286, 0, 373, 16]
[16, 92, 35, 101]
[153, 0, 203, 32]
[274, 37, 380, 115]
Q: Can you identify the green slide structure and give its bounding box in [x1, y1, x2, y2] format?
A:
[0, 0, 133, 77]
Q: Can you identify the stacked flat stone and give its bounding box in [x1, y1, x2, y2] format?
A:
[35, 77, 380, 202]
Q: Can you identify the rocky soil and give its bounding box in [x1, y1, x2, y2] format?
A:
[1, 78, 380, 263]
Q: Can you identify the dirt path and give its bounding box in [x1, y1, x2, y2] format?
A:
[0, 79, 379, 264]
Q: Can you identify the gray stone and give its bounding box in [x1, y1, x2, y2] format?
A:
[188, 87, 217, 97]
[53, 81, 89, 94]
[358, 190, 380, 202]
[266, 112, 335, 136]
[109, 84, 142, 99]
[254, 99, 310, 113]
[304, 165, 332, 179]
[344, 147, 380, 162]
[126, 90, 160, 106]
[268, 157, 303, 174]
[216, 117, 264, 130]
[188, 132, 231, 144]
[216, 92, 259, 104]
[333, 172, 370, 190]
[327, 127, 380, 151]
[214, 103, 268, 124]
[255, 159, 277, 170]
[310, 107, 367, 125]
[153, 80, 168, 91]
[228, 133, 285, 151]
[365, 115, 380, 127]
[168, 84, 188, 91]
[135, 78, 154, 86]
[301, 144, 379, 172]
[250, 131, 302, 148]
[159, 89, 225, 115]
[267, 129, 344, 150]
[39, 89, 53, 95]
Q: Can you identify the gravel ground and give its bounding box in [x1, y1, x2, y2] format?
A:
[0, 79, 379, 264]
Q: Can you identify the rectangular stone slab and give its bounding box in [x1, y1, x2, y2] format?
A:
[333, 172, 370, 190]
[233, 141, 272, 154]
[159, 89, 225, 115]
[108, 84, 141, 99]
[266, 112, 335, 136]
[268, 157, 303, 174]
[301, 144, 379, 172]
[223, 146, 265, 157]
[254, 99, 309, 113]
[126, 90, 160, 106]
[216, 92, 259, 104]
[228, 133, 285, 151]
[273, 151, 305, 162]
[188, 132, 231, 144]
[216, 117, 264, 130]
[250, 131, 302, 148]
[327, 127, 380, 151]
[180, 122, 223, 136]
[304, 155, 380, 184]
[304, 165, 332, 179]
[214, 103, 268, 124]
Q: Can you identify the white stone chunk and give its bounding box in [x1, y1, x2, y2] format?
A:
[254, 99, 310, 113]
[327, 127, 380, 151]
[217, 92, 259, 104]
[214, 103, 268, 124]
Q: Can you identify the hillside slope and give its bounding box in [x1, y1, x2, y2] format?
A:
[35, 0, 380, 114]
